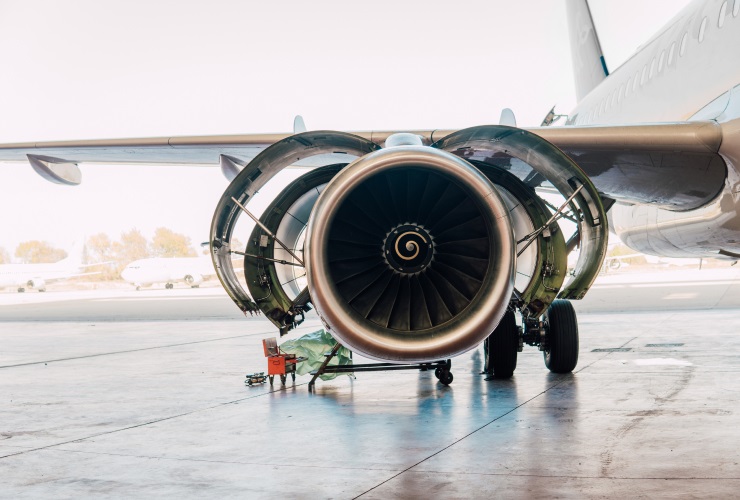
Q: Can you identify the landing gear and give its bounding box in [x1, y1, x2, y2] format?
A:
[543, 299, 579, 373]
[165, 283, 174, 290]
[484, 310, 519, 379]
[496, 299, 580, 378]
[17, 287, 25, 293]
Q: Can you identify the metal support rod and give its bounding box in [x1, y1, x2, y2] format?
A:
[308, 342, 342, 391]
[231, 196, 305, 267]
[517, 184, 584, 257]
[231, 250, 304, 267]
[321, 365, 438, 373]
[542, 199, 578, 223]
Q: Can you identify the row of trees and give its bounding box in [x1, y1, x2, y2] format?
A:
[0, 241, 68, 265]
[86, 228, 200, 280]
[0, 228, 201, 280]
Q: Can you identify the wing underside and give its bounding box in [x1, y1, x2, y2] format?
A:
[0, 121, 727, 211]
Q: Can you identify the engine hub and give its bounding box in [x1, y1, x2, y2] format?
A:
[382, 224, 434, 275]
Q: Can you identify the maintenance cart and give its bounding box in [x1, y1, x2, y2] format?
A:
[263, 338, 301, 385]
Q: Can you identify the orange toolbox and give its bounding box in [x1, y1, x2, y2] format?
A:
[262, 338, 302, 385]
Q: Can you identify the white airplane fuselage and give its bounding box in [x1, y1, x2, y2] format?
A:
[569, 0, 740, 258]
[0, 259, 83, 292]
[121, 257, 215, 289]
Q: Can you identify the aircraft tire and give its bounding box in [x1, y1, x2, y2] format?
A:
[485, 310, 518, 379]
[544, 299, 579, 373]
[17, 287, 25, 293]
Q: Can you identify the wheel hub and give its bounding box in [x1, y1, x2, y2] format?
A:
[383, 223, 434, 275]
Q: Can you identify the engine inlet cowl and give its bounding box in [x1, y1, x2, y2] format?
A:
[305, 146, 515, 362]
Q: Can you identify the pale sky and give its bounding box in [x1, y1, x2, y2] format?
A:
[0, 0, 693, 257]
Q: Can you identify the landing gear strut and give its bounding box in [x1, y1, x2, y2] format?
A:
[485, 299, 580, 379]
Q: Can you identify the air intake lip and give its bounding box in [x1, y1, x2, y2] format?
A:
[305, 146, 515, 362]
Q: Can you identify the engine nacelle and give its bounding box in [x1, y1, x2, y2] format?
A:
[184, 274, 203, 287]
[27, 278, 46, 291]
[210, 126, 608, 363]
[305, 147, 515, 362]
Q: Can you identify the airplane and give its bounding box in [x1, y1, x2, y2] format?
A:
[121, 256, 217, 290]
[0, 0, 738, 383]
[0, 249, 101, 292]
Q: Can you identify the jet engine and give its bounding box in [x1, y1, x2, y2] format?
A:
[27, 278, 46, 292]
[304, 147, 514, 362]
[184, 273, 203, 287]
[211, 126, 608, 368]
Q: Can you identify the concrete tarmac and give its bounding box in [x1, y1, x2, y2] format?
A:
[1, 270, 740, 498]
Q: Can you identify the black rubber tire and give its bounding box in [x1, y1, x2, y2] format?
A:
[438, 371, 454, 385]
[434, 367, 441, 379]
[544, 299, 579, 373]
[485, 310, 518, 379]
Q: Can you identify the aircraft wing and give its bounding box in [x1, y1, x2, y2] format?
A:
[43, 271, 101, 284]
[0, 120, 726, 211]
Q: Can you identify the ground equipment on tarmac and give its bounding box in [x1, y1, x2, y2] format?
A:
[263, 338, 303, 385]
[244, 372, 267, 386]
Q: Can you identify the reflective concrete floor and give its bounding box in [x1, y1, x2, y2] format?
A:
[2, 277, 740, 498]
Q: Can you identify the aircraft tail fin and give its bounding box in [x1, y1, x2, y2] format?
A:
[566, 0, 609, 102]
[57, 240, 85, 269]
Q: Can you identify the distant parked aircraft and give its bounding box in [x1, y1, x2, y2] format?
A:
[121, 257, 217, 290]
[0, 249, 101, 292]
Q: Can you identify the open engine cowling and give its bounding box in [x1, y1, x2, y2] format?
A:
[305, 147, 514, 362]
[210, 126, 608, 363]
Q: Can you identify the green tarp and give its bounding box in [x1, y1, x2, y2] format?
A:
[279, 329, 353, 380]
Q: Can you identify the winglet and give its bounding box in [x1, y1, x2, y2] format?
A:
[566, 0, 608, 102]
